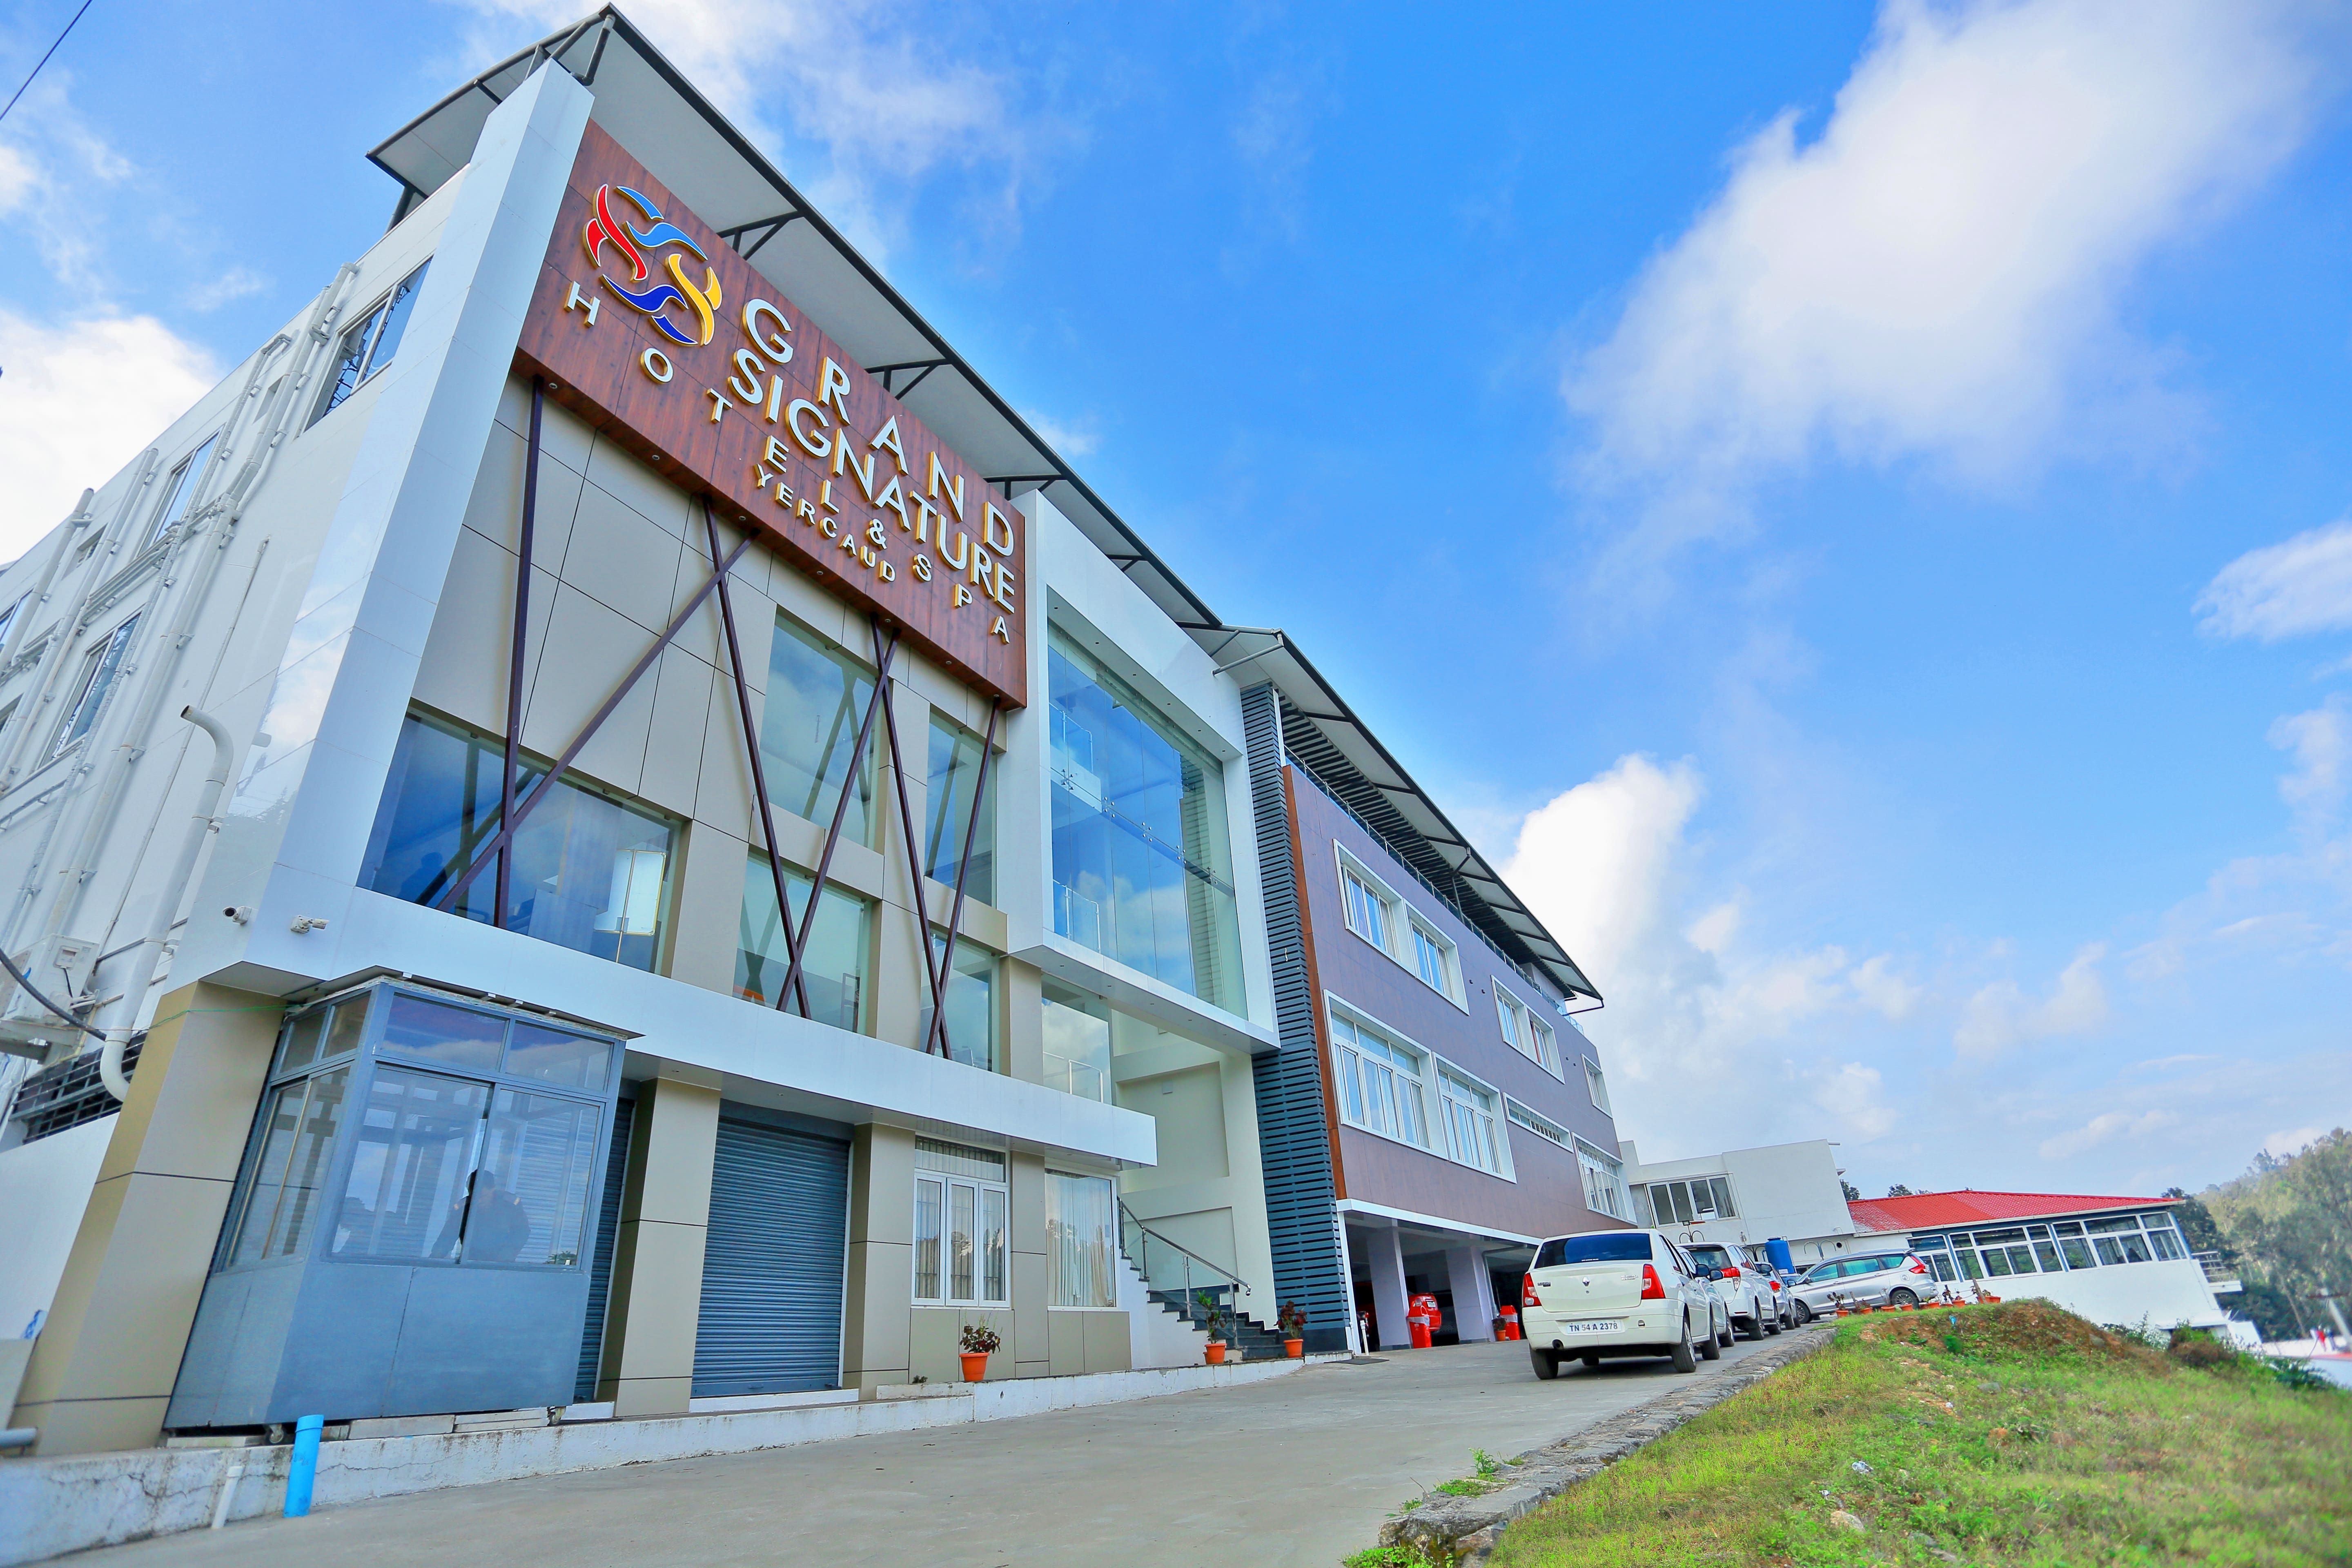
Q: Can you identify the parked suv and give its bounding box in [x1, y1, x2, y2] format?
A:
[1786, 1251, 1938, 1321]
[1521, 1229, 1729, 1378]
[1681, 1241, 1782, 1339]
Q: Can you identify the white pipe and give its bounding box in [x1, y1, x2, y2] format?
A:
[98, 707, 232, 1102]
[208, 1455, 246, 1530]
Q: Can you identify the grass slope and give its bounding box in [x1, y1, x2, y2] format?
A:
[1487, 1302, 2350, 1568]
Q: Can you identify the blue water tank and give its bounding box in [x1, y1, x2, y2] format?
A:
[1767, 1237, 1795, 1274]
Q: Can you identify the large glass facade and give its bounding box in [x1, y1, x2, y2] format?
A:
[761, 614, 875, 845]
[924, 712, 995, 904]
[1047, 1172, 1117, 1308]
[736, 855, 873, 1032]
[1046, 629, 1243, 1013]
[362, 710, 677, 971]
[1040, 980, 1112, 1102]
[927, 935, 997, 1071]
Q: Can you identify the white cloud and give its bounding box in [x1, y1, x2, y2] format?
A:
[0, 309, 218, 559]
[1022, 410, 1099, 458]
[1568, 0, 2321, 568]
[1953, 943, 2109, 1061]
[2271, 696, 2351, 831]
[2197, 518, 2352, 643]
[2262, 1124, 2326, 1159]
[185, 266, 270, 313]
[2038, 1107, 2180, 1161]
[1851, 954, 1923, 1022]
[1501, 753, 1913, 1155]
[468, 0, 1058, 258]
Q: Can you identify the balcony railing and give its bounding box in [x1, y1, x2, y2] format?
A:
[2194, 1250, 2243, 1292]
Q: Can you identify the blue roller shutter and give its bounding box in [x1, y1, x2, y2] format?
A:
[692, 1116, 850, 1396]
[574, 1096, 635, 1403]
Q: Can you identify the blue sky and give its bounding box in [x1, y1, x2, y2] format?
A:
[3, 0, 2348, 1198]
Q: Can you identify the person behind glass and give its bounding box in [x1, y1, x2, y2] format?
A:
[432, 1169, 533, 1263]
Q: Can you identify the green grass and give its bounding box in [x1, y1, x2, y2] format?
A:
[1486, 1302, 2351, 1568]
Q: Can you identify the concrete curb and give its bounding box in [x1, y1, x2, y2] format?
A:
[1377, 1327, 1837, 1564]
[0, 1356, 1334, 1566]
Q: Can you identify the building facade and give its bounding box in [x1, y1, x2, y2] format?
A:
[0, 16, 1319, 1454]
[1846, 1190, 2239, 1332]
[1208, 663, 1626, 1353]
[1619, 1138, 1862, 1266]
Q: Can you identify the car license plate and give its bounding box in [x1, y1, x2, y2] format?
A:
[1559, 1319, 1618, 1335]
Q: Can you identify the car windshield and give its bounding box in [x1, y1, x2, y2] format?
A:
[1683, 1245, 1734, 1269]
[1534, 1234, 1653, 1267]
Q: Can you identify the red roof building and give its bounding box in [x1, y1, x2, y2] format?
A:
[1846, 1189, 2176, 1236]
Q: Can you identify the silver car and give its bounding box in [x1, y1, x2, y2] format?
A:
[1786, 1251, 1939, 1321]
[1680, 1241, 1784, 1339]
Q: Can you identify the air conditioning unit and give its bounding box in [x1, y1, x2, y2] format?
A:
[0, 935, 101, 1060]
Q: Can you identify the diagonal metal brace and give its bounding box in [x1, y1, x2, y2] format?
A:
[923, 696, 1000, 1059]
[871, 615, 949, 1055]
[433, 532, 754, 916]
[703, 504, 809, 1016]
[774, 624, 897, 1016]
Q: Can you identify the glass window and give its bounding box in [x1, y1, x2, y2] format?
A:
[929, 935, 997, 1070]
[2146, 1223, 2186, 1262]
[333, 1066, 490, 1262]
[1047, 628, 1243, 1013]
[504, 1023, 612, 1092]
[924, 713, 995, 904]
[1343, 868, 1391, 952]
[323, 1000, 368, 1062]
[1047, 1172, 1116, 1308]
[913, 1139, 1007, 1306]
[361, 711, 677, 971]
[1329, 1012, 1428, 1147]
[2032, 1235, 2064, 1272]
[472, 1088, 600, 1266]
[2058, 1232, 2097, 1270]
[1040, 980, 1111, 1102]
[0, 593, 23, 653]
[380, 992, 504, 1072]
[1410, 922, 1456, 999]
[1572, 1137, 1630, 1221]
[1437, 1069, 1502, 1175]
[222, 1066, 351, 1267]
[276, 1010, 327, 1076]
[311, 262, 430, 425]
[1533, 1234, 1654, 1267]
[761, 615, 875, 846]
[735, 855, 871, 1032]
[149, 435, 219, 544]
[52, 614, 139, 757]
[1494, 985, 1561, 1076]
[1583, 1056, 1610, 1113]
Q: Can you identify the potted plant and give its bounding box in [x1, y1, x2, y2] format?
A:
[1197, 1292, 1229, 1364]
[1279, 1301, 1306, 1358]
[958, 1321, 1000, 1383]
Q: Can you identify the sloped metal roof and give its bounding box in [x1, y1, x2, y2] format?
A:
[368, 7, 1599, 1005]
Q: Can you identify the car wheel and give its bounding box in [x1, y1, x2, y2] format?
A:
[1699, 1317, 1723, 1360]
[1671, 1316, 1699, 1373]
[1792, 1298, 1814, 1325]
[1762, 1300, 1781, 1335]
[1717, 1314, 1735, 1350]
[1740, 1305, 1764, 1341]
[1888, 1287, 1919, 1308]
[1530, 1348, 1561, 1381]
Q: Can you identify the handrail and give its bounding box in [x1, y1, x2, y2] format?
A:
[1118, 1199, 1247, 1296]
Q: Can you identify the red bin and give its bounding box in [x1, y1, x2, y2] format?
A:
[1407, 1292, 1440, 1350]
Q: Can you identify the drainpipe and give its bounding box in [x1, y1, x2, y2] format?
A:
[98, 707, 232, 1102]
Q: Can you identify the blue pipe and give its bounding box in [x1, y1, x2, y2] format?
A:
[283, 1414, 323, 1518]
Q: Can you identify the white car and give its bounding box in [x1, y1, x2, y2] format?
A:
[1681, 1240, 1785, 1339]
[1521, 1229, 1731, 1378]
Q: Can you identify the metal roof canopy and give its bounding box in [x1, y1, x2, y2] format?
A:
[368, 7, 1599, 1007]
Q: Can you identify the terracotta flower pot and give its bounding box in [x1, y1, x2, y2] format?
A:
[1205, 1341, 1227, 1365]
[1284, 1338, 1304, 1358]
[959, 1352, 989, 1382]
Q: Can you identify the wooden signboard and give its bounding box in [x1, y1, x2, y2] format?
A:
[513, 122, 1027, 706]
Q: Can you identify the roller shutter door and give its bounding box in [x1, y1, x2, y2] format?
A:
[574, 1096, 636, 1403]
[692, 1117, 850, 1397]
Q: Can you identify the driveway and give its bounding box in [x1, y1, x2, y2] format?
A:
[86, 1337, 1785, 1568]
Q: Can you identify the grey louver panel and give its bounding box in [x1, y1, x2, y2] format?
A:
[1242, 682, 1352, 1352]
[692, 1117, 851, 1397]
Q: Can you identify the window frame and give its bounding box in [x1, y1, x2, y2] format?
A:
[1492, 981, 1563, 1078]
[309, 261, 431, 427]
[50, 613, 141, 760]
[912, 1138, 1011, 1308]
[214, 982, 621, 1278]
[1332, 844, 1468, 1011]
[1434, 1061, 1513, 1179]
[1045, 1169, 1118, 1309]
[1583, 1056, 1613, 1114]
[1325, 998, 1433, 1153]
[147, 432, 222, 546]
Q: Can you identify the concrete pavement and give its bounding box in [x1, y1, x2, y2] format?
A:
[80, 1336, 1787, 1567]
